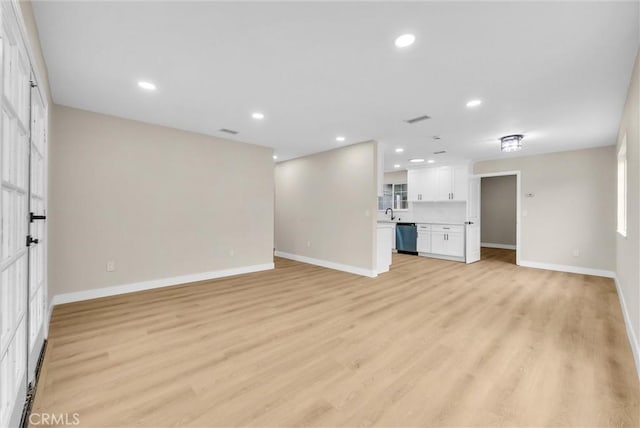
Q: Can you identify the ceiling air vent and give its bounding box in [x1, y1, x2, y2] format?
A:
[404, 115, 431, 124]
[433, 150, 446, 155]
[219, 128, 239, 135]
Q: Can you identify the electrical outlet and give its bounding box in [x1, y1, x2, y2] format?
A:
[106, 261, 116, 272]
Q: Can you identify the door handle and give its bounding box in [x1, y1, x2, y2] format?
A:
[26, 235, 39, 247]
[465, 221, 474, 225]
[30, 212, 47, 222]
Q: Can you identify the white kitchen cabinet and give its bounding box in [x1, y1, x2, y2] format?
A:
[435, 166, 468, 201]
[430, 225, 464, 257]
[446, 232, 465, 257]
[416, 224, 431, 253]
[409, 164, 468, 202]
[408, 169, 433, 201]
[435, 166, 452, 201]
[377, 224, 393, 274]
[452, 165, 469, 201]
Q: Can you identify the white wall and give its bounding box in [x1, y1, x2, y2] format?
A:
[616, 49, 639, 373]
[275, 142, 378, 275]
[481, 175, 517, 246]
[474, 146, 616, 272]
[383, 170, 407, 184]
[49, 105, 275, 299]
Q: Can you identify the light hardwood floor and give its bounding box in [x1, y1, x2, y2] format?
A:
[32, 249, 639, 427]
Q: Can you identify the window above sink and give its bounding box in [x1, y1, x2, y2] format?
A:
[378, 183, 408, 211]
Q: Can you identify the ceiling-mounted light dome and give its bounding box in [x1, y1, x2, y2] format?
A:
[137, 81, 156, 91]
[395, 34, 415, 48]
[500, 134, 524, 152]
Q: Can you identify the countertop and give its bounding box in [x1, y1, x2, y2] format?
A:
[377, 220, 465, 226]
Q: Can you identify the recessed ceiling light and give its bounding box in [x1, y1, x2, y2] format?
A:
[336, 136, 346, 142]
[273, 155, 278, 160]
[395, 148, 404, 153]
[466, 99, 482, 108]
[252, 112, 265, 120]
[394, 164, 401, 168]
[137, 81, 156, 91]
[427, 159, 435, 164]
[409, 158, 425, 163]
[395, 34, 416, 48]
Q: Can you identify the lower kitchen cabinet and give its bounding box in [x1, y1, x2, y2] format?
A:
[429, 225, 464, 258]
[417, 224, 431, 253]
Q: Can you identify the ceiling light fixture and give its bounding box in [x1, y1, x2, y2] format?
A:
[395, 148, 404, 153]
[500, 134, 524, 152]
[466, 99, 482, 108]
[336, 136, 346, 142]
[137, 81, 156, 91]
[273, 155, 278, 160]
[427, 159, 435, 164]
[394, 164, 401, 168]
[409, 158, 425, 163]
[252, 112, 265, 120]
[395, 34, 415, 48]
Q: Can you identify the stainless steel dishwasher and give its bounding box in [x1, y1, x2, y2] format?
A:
[396, 223, 417, 255]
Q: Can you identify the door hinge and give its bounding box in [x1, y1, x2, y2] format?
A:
[30, 81, 37, 88]
[26, 235, 39, 247]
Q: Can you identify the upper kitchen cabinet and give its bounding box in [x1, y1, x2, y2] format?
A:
[408, 164, 469, 202]
[407, 168, 436, 201]
[436, 165, 468, 201]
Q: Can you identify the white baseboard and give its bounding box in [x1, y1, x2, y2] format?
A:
[274, 251, 377, 278]
[51, 263, 275, 306]
[519, 260, 615, 278]
[614, 276, 640, 379]
[481, 242, 517, 250]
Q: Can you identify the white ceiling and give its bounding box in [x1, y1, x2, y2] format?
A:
[33, 1, 639, 170]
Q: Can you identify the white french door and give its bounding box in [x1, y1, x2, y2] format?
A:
[0, 3, 48, 427]
[27, 79, 47, 380]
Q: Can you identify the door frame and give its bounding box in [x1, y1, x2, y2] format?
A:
[476, 170, 521, 266]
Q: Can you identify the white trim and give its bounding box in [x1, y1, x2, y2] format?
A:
[51, 263, 275, 306]
[274, 251, 377, 278]
[614, 276, 640, 379]
[476, 171, 521, 266]
[481, 242, 517, 250]
[519, 260, 615, 278]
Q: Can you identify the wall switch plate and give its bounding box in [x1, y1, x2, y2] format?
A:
[307, 240, 312, 247]
[573, 249, 580, 257]
[106, 261, 116, 272]
[229, 249, 234, 257]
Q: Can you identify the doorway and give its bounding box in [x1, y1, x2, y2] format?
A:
[478, 173, 520, 265]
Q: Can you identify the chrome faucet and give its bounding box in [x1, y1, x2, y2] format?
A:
[385, 208, 395, 220]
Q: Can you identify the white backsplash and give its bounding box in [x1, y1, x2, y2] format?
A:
[378, 201, 466, 224]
